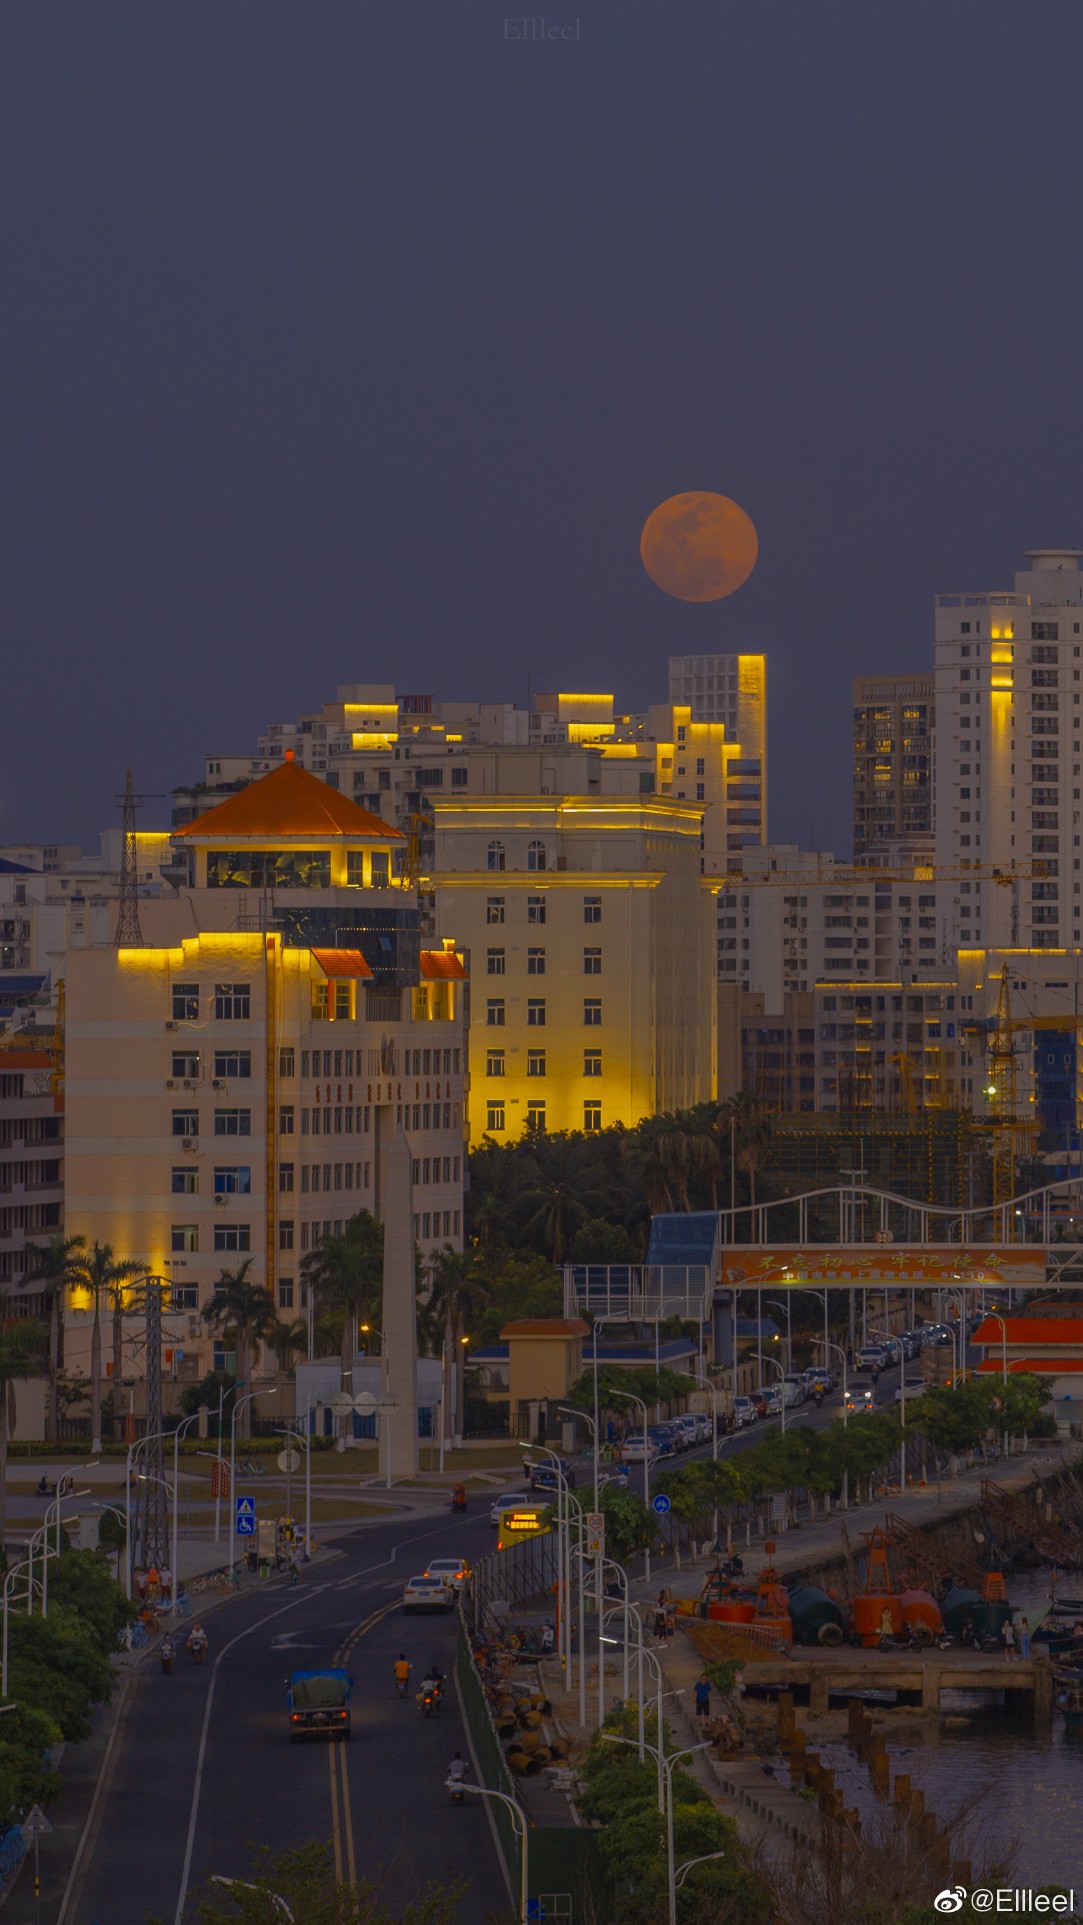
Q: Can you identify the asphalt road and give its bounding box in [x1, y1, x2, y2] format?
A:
[68, 1506, 510, 1925]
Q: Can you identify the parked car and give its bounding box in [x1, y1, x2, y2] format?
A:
[620, 1434, 660, 1463]
[529, 1463, 576, 1493]
[782, 1374, 807, 1407]
[689, 1412, 711, 1443]
[649, 1423, 681, 1455]
[732, 1396, 758, 1428]
[403, 1574, 455, 1614]
[751, 1386, 781, 1415]
[894, 1379, 926, 1404]
[857, 1344, 890, 1369]
[673, 1416, 700, 1449]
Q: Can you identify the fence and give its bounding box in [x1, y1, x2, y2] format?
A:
[455, 1615, 522, 1897]
[472, 1531, 559, 1627]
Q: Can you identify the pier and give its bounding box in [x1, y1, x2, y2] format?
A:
[740, 1646, 1054, 1721]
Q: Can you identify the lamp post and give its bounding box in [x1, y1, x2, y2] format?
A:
[170, 1413, 201, 1606]
[693, 1369, 721, 1460]
[822, 1338, 850, 1509]
[230, 1387, 277, 1576]
[603, 1732, 710, 1924]
[53, 1462, 97, 1558]
[197, 1448, 230, 1544]
[616, 1390, 652, 1580]
[42, 1489, 89, 1613]
[524, 1444, 566, 1679]
[360, 1323, 394, 1489]
[446, 1783, 529, 1923]
[985, 1308, 1011, 1459]
[558, 1409, 595, 1678]
[746, 1352, 786, 1432]
[766, 1298, 793, 1374]
[675, 1848, 729, 1889]
[209, 1877, 294, 1921]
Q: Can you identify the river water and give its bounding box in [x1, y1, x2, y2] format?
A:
[812, 1574, 1083, 1892]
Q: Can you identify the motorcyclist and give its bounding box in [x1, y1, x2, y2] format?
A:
[160, 1633, 176, 1671]
[187, 1621, 208, 1660]
[394, 1654, 412, 1694]
[451, 1482, 467, 1511]
[446, 1751, 469, 1792]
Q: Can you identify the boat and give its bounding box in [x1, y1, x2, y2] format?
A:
[1055, 1677, 1083, 1730]
[1033, 1593, 1083, 1659]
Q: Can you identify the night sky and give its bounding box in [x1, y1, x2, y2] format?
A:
[5, 2, 1083, 853]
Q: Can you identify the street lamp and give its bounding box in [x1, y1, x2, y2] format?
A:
[41, 1489, 90, 1613]
[444, 1782, 529, 1923]
[604, 1733, 711, 1925]
[230, 1387, 277, 1576]
[276, 1403, 313, 1563]
[985, 1307, 1011, 1459]
[675, 1848, 729, 1889]
[524, 1444, 567, 1680]
[209, 1877, 294, 1921]
[822, 1338, 851, 1509]
[766, 1298, 793, 1373]
[692, 1369, 721, 1460]
[171, 1412, 201, 1607]
[746, 1352, 786, 1432]
[53, 1463, 97, 1559]
[439, 1335, 471, 1473]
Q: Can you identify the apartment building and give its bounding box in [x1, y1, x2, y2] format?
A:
[724, 980, 961, 1114]
[63, 756, 468, 1390]
[852, 673, 934, 861]
[432, 793, 716, 1141]
[0, 1048, 63, 1290]
[934, 549, 1083, 954]
[954, 947, 1083, 1132]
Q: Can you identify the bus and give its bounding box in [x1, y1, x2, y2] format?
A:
[496, 1503, 551, 1553]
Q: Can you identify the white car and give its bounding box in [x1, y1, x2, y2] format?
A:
[894, 1379, 926, 1404]
[425, 1557, 471, 1591]
[732, 1396, 758, 1428]
[620, 1435, 660, 1464]
[490, 1490, 530, 1527]
[403, 1574, 454, 1614]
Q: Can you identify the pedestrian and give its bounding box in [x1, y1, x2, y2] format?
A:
[136, 1568, 148, 1605]
[159, 1563, 173, 1604]
[1018, 1615, 1031, 1660]
[146, 1563, 160, 1602]
[1002, 1617, 1017, 1659]
[694, 1672, 711, 1722]
[652, 1603, 667, 1642]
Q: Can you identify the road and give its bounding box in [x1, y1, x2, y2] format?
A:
[66, 1504, 509, 1925]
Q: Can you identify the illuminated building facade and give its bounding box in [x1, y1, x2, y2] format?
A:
[852, 673, 934, 861]
[63, 757, 467, 1393]
[432, 794, 716, 1142]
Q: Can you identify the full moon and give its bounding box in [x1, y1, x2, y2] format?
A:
[640, 491, 758, 602]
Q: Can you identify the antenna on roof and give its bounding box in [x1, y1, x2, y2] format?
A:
[115, 766, 144, 947]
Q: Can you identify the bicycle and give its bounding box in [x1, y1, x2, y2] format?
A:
[129, 1623, 149, 1651]
[173, 1594, 192, 1618]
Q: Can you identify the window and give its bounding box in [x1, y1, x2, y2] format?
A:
[279, 1220, 295, 1251]
[214, 1050, 252, 1078]
[486, 948, 506, 976]
[584, 1101, 602, 1131]
[171, 1167, 198, 1194]
[486, 897, 505, 925]
[277, 1280, 295, 1310]
[486, 999, 506, 1027]
[214, 1109, 251, 1136]
[583, 896, 601, 924]
[486, 1102, 506, 1132]
[527, 840, 547, 872]
[527, 1050, 546, 1076]
[526, 1102, 546, 1132]
[279, 1163, 295, 1193]
[172, 983, 199, 1021]
[487, 840, 505, 872]
[583, 999, 602, 1026]
[527, 947, 546, 974]
[214, 1224, 251, 1252]
[171, 1285, 199, 1311]
[486, 1049, 505, 1076]
[527, 999, 546, 1026]
[214, 1166, 251, 1194]
[584, 1049, 602, 1076]
[279, 1048, 295, 1077]
[171, 1224, 198, 1252]
[214, 983, 250, 1021]
[279, 1106, 295, 1135]
[527, 895, 546, 924]
[171, 1052, 199, 1079]
[172, 1109, 199, 1137]
[583, 947, 602, 974]
[451, 767, 468, 788]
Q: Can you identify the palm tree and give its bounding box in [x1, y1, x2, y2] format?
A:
[516, 1134, 610, 1263]
[72, 1243, 143, 1453]
[727, 1091, 773, 1213]
[0, 1318, 49, 1550]
[427, 1245, 488, 1450]
[202, 1260, 277, 1440]
[267, 1317, 308, 1378]
[465, 1138, 526, 1248]
[22, 1233, 87, 1440]
[300, 1212, 384, 1391]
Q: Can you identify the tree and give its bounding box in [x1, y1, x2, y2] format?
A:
[22, 1232, 87, 1440]
[0, 1318, 48, 1549]
[71, 1242, 143, 1452]
[268, 1318, 309, 1377]
[515, 1132, 613, 1262]
[568, 1217, 643, 1264]
[300, 1213, 384, 1391]
[464, 1136, 526, 1248]
[427, 1245, 488, 1450]
[470, 1248, 562, 1344]
[178, 1841, 467, 1925]
[727, 1092, 773, 1211]
[202, 1260, 277, 1440]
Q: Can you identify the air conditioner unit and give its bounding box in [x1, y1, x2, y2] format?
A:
[214, 1194, 227, 1205]
[182, 1137, 197, 1151]
[188, 1318, 201, 1339]
[183, 1080, 194, 1089]
[165, 1022, 177, 1031]
[212, 1079, 222, 1089]
[166, 1080, 175, 1089]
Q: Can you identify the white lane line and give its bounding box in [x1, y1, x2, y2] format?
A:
[334, 1515, 480, 1588]
[173, 1584, 329, 1925]
[452, 1663, 513, 1914]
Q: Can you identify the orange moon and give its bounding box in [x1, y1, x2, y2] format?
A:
[640, 491, 758, 602]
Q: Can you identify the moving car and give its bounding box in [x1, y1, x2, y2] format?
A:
[425, 1556, 471, 1591]
[781, 1375, 807, 1407]
[894, 1379, 926, 1404]
[528, 1462, 576, 1493]
[287, 1668, 352, 1743]
[844, 1388, 878, 1415]
[857, 1344, 890, 1369]
[403, 1574, 455, 1614]
[490, 1490, 529, 1526]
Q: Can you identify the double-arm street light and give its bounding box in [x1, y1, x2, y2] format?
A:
[444, 1783, 529, 1923]
[604, 1733, 712, 1925]
[170, 1412, 202, 1604]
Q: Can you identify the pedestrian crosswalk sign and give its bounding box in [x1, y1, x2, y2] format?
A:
[235, 1495, 257, 1537]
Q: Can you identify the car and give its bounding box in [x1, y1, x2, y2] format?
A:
[857, 1344, 889, 1369]
[732, 1396, 757, 1427]
[425, 1556, 472, 1591]
[782, 1375, 807, 1407]
[752, 1385, 781, 1415]
[844, 1388, 878, 1415]
[690, 1412, 711, 1443]
[648, 1424, 679, 1456]
[620, 1434, 660, 1463]
[673, 1416, 700, 1449]
[894, 1379, 926, 1404]
[403, 1574, 455, 1614]
[528, 1463, 576, 1493]
[490, 1490, 529, 1526]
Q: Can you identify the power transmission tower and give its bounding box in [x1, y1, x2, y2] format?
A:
[114, 767, 144, 947]
[129, 1277, 169, 1579]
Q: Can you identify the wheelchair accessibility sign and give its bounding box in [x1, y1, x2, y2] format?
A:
[235, 1495, 257, 1537]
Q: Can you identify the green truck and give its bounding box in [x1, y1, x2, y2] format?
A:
[287, 1667, 353, 1742]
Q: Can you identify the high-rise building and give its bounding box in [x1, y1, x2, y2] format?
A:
[432, 793, 716, 1141]
[852, 673, 934, 861]
[0, 1045, 63, 1291]
[934, 549, 1083, 952]
[63, 756, 468, 1396]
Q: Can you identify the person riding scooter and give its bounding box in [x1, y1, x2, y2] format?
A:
[446, 1752, 470, 1804]
[451, 1483, 467, 1513]
[187, 1622, 208, 1665]
[160, 1634, 176, 1674]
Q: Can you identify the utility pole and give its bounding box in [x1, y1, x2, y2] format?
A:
[114, 766, 144, 947]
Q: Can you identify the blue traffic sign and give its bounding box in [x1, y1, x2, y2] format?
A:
[652, 1493, 671, 1515]
[235, 1495, 257, 1537]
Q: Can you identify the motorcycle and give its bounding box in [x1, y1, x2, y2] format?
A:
[160, 1638, 176, 1675]
[451, 1492, 467, 1514]
[188, 1633, 208, 1666]
[812, 1390, 824, 1409]
[447, 1765, 469, 1805]
[395, 1671, 411, 1699]
[420, 1684, 440, 1717]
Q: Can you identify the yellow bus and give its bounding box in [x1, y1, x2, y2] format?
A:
[496, 1503, 551, 1553]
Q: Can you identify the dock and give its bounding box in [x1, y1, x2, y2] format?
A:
[740, 1646, 1054, 1720]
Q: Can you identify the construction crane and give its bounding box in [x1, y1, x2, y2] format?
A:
[964, 963, 1042, 1218]
[726, 859, 1047, 889]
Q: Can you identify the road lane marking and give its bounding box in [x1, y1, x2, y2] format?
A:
[324, 1596, 400, 1887]
[172, 1583, 330, 1925]
[328, 1736, 344, 1885]
[333, 1513, 484, 1588]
